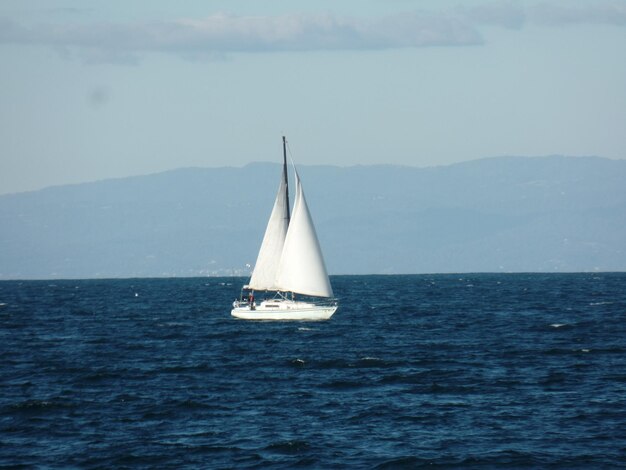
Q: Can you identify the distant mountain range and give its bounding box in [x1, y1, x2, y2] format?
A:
[1, 156, 625, 279]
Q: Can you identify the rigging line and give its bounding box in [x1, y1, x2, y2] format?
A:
[283, 139, 301, 220]
[284, 138, 298, 180]
[285, 138, 294, 160]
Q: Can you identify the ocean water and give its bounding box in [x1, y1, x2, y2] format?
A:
[1, 274, 625, 468]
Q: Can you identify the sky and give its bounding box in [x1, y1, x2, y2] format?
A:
[1, 0, 625, 194]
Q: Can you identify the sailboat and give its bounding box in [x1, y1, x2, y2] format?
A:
[231, 137, 338, 321]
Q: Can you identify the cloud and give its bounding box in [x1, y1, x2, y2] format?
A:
[458, 2, 527, 30]
[46, 7, 94, 17]
[0, 2, 625, 64]
[457, 1, 626, 30]
[0, 11, 483, 64]
[530, 3, 626, 26]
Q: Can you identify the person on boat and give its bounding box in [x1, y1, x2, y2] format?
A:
[249, 292, 255, 310]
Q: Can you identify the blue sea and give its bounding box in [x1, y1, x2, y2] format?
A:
[1, 274, 625, 468]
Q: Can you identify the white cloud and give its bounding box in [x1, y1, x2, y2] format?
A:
[0, 11, 483, 64]
[458, 2, 527, 30]
[0, 2, 624, 64]
[530, 2, 626, 26]
[457, 1, 626, 29]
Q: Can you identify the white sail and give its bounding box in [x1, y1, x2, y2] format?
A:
[247, 176, 289, 290]
[275, 172, 333, 298]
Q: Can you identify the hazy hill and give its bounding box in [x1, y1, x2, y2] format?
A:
[1, 156, 625, 279]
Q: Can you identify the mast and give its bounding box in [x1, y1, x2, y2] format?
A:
[282, 136, 290, 223]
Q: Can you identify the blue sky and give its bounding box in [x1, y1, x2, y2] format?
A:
[1, 0, 625, 194]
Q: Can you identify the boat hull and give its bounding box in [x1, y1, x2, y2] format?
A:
[231, 299, 337, 321]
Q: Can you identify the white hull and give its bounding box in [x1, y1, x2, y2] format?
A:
[231, 299, 337, 321]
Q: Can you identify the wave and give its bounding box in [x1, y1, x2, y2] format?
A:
[9, 399, 75, 412]
[264, 440, 311, 454]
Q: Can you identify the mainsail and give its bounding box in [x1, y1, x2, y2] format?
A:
[247, 175, 289, 290]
